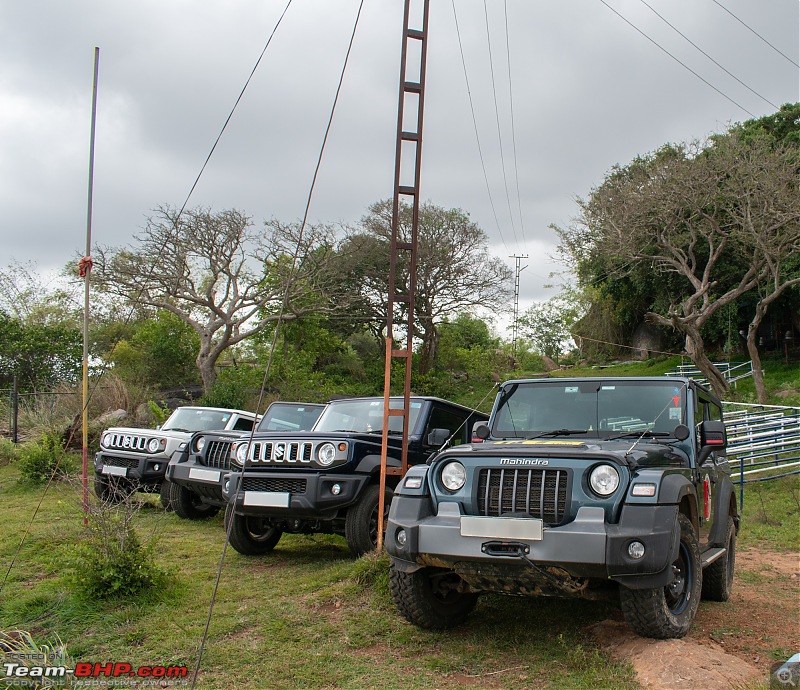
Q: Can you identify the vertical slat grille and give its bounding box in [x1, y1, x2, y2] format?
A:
[204, 440, 232, 470]
[477, 468, 569, 525]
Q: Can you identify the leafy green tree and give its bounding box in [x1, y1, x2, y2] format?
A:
[349, 200, 513, 375]
[0, 311, 82, 391]
[104, 312, 200, 388]
[519, 295, 582, 364]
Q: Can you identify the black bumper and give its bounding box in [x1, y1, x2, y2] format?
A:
[224, 470, 369, 519]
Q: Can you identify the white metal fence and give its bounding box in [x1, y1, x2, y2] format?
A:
[723, 401, 800, 506]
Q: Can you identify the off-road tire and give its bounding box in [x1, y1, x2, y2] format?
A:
[389, 561, 479, 629]
[345, 484, 391, 557]
[224, 505, 283, 555]
[701, 515, 736, 602]
[159, 480, 174, 511]
[93, 475, 130, 504]
[620, 513, 701, 639]
[169, 482, 220, 520]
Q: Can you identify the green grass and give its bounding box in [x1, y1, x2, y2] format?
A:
[738, 475, 800, 550]
[2, 354, 797, 688]
[0, 465, 640, 690]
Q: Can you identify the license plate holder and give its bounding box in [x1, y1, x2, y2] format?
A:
[460, 516, 543, 541]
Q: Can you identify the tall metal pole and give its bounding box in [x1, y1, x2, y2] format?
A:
[509, 254, 528, 356]
[82, 47, 100, 522]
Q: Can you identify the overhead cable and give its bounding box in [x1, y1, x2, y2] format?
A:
[190, 2, 367, 687]
[483, 0, 520, 251]
[638, 0, 779, 110]
[711, 0, 800, 69]
[598, 0, 755, 117]
[451, 0, 509, 252]
[503, 0, 527, 248]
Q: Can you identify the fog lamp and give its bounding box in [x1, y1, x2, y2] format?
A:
[331, 483, 342, 496]
[153, 463, 160, 472]
[628, 541, 646, 559]
[396, 529, 407, 546]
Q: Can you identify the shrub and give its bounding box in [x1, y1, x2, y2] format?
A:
[17, 431, 76, 483]
[69, 497, 168, 598]
[0, 436, 16, 466]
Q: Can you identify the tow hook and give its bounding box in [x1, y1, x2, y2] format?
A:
[481, 541, 530, 557]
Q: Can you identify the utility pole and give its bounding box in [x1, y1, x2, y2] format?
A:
[509, 254, 528, 356]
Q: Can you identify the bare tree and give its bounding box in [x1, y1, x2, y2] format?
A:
[570, 135, 800, 397]
[93, 206, 344, 392]
[729, 137, 800, 401]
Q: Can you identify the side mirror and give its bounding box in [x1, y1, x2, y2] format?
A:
[426, 428, 450, 447]
[700, 420, 727, 449]
[473, 422, 490, 442]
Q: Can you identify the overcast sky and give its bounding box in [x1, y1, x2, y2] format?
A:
[1, 0, 797, 334]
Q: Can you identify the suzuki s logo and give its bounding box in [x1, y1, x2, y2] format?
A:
[274, 443, 285, 460]
[499, 458, 549, 466]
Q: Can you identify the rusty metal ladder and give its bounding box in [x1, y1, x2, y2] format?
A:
[377, 0, 430, 550]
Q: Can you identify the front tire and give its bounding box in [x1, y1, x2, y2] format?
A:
[620, 513, 701, 639]
[702, 515, 736, 601]
[390, 562, 478, 629]
[224, 505, 283, 555]
[159, 480, 174, 511]
[169, 482, 220, 520]
[345, 484, 391, 557]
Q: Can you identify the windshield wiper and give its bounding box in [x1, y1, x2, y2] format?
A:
[526, 429, 588, 439]
[607, 430, 671, 441]
[164, 427, 191, 433]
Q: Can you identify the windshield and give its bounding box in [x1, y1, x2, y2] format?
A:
[492, 381, 686, 438]
[257, 404, 324, 432]
[162, 408, 234, 432]
[314, 399, 423, 434]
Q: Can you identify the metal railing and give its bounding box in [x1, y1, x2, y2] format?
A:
[666, 361, 755, 388]
[723, 401, 800, 507]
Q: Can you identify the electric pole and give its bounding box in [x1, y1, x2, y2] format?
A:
[509, 254, 528, 356]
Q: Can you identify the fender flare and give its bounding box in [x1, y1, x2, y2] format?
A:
[355, 454, 400, 476]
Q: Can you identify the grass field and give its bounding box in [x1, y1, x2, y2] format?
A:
[1, 461, 797, 690]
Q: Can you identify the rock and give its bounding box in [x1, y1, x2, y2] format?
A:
[541, 356, 560, 371]
[589, 620, 762, 690]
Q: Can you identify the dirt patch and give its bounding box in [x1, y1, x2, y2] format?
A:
[592, 546, 799, 690]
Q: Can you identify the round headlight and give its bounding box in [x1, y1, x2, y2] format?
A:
[147, 438, 160, 453]
[235, 443, 249, 465]
[589, 464, 620, 496]
[193, 436, 206, 453]
[317, 442, 336, 466]
[441, 461, 466, 492]
[101, 433, 111, 447]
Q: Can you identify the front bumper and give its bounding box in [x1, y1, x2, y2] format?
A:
[94, 451, 169, 484]
[386, 497, 680, 589]
[223, 470, 369, 519]
[166, 451, 228, 505]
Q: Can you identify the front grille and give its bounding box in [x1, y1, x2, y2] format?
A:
[102, 456, 139, 469]
[477, 468, 569, 525]
[250, 441, 313, 463]
[242, 477, 307, 494]
[203, 440, 233, 470]
[104, 433, 148, 452]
